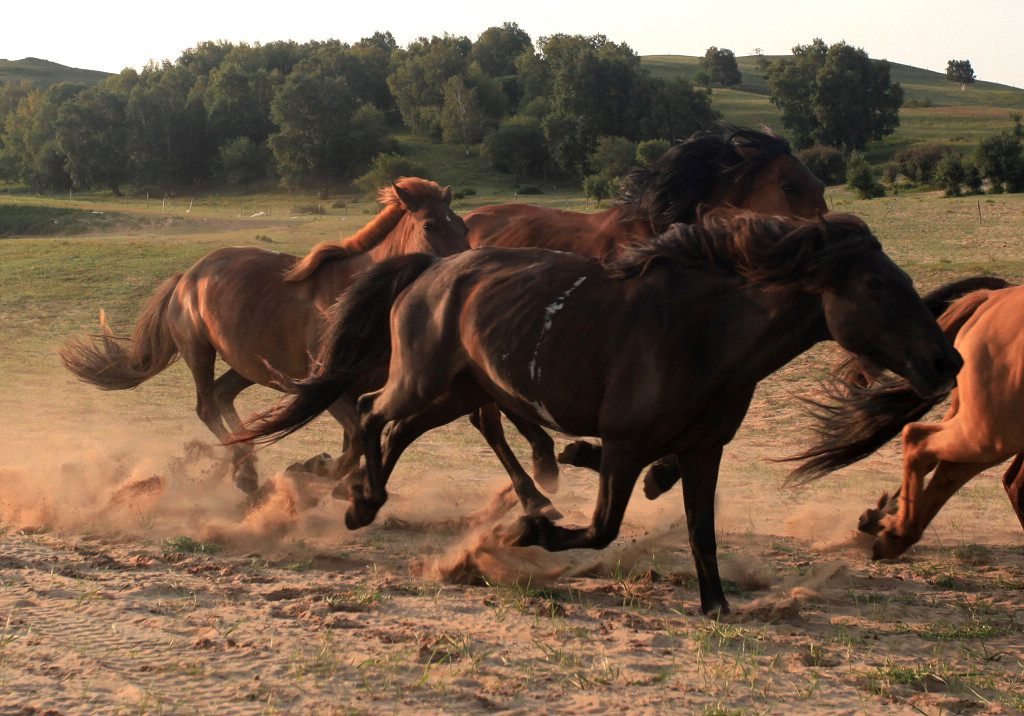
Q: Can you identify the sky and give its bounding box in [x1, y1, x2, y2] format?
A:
[5, 0, 1023, 89]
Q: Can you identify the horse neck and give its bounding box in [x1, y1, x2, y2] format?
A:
[366, 213, 423, 261]
[662, 273, 825, 383]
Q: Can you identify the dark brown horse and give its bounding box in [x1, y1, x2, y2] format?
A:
[465, 124, 827, 259]
[60, 178, 470, 496]
[788, 281, 1024, 560]
[468, 124, 830, 495]
[241, 210, 961, 615]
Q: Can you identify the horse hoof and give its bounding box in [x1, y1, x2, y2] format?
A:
[344, 499, 379, 530]
[502, 514, 551, 548]
[871, 532, 911, 560]
[556, 440, 601, 470]
[642, 460, 680, 500]
[702, 600, 731, 618]
[857, 507, 886, 535]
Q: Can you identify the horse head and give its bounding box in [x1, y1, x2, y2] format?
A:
[803, 214, 962, 398]
[386, 178, 469, 259]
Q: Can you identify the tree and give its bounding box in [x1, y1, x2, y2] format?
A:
[56, 87, 130, 195]
[387, 34, 473, 136]
[353, 152, 426, 195]
[472, 23, 532, 78]
[636, 139, 671, 166]
[268, 60, 358, 195]
[589, 135, 636, 178]
[946, 59, 976, 90]
[765, 39, 904, 151]
[440, 76, 487, 153]
[699, 47, 742, 88]
[974, 115, 1024, 193]
[216, 136, 272, 189]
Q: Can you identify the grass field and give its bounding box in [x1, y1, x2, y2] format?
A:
[1, 188, 1023, 713]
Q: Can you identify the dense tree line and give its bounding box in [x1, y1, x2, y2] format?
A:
[0, 25, 718, 196]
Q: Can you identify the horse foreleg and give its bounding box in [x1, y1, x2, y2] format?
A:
[505, 441, 645, 554]
[470, 404, 560, 518]
[679, 447, 729, 616]
[1001, 454, 1024, 531]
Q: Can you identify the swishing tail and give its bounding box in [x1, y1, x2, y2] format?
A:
[237, 253, 439, 444]
[786, 286, 995, 482]
[59, 274, 183, 390]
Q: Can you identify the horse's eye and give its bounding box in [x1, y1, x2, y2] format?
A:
[781, 183, 796, 194]
[424, 222, 436, 233]
[865, 275, 883, 290]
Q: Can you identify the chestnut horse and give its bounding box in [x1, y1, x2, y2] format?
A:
[60, 178, 470, 496]
[788, 281, 1024, 560]
[465, 124, 827, 259]
[241, 210, 960, 615]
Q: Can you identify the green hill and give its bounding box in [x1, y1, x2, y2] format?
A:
[0, 57, 112, 88]
[641, 55, 1024, 158]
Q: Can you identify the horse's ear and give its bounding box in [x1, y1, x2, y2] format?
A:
[392, 182, 419, 211]
[441, 186, 453, 205]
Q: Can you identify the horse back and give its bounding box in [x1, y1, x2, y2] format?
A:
[465, 203, 650, 259]
[171, 246, 364, 383]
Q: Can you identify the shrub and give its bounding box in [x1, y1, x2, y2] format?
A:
[636, 139, 672, 166]
[933, 153, 967, 197]
[889, 144, 955, 184]
[846, 153, 885, 199]
[796, 145, 847, 186]
[516, 185, 544, 195]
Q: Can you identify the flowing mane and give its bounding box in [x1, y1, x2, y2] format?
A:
[285, 177, 449, 281]
[619, 124, 796, 232]
[610, 210, 880, 286]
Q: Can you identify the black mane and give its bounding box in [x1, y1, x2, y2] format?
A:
[609, 211, 880, 287]
[619, 124, 794, 232]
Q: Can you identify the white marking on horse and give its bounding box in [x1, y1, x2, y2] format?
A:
[529, 276, 587, 381]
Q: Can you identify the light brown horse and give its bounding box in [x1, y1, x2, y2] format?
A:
[60, 178, 470, 496]
[465, 124, 828, 259]
[466, 124, 829, 492]
[241, 210, 961, 615]
[789, 282, 1024, 559]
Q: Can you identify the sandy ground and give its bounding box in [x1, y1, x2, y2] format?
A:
[1, 349, 1023, 715]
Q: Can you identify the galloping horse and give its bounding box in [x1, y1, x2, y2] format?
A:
[465, 124, 827, 258]
[241, 210, 960, 615]
[466, 124, 829, 493]
[789, 282, 1024, 560]
[60, 178, 469, 496]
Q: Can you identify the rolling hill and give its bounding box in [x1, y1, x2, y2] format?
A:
[0, 57, 112, 88]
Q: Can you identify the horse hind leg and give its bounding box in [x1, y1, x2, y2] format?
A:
[1001, 454, 1024, 531]
[212, 369, 260, 493]
[875, 457, 998, 559]
[500, 410, 560, 493]
[470, 404, 560, 519]
[182, 346, 259, 495]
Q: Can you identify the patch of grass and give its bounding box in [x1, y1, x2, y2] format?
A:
[160, 536, 222, 555]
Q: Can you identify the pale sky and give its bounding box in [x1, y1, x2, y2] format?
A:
[5, 0, 1023, 88]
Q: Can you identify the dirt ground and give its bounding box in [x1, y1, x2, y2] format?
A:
[1, 349, 1023, 715]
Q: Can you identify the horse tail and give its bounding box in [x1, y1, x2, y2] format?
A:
[238, 253, 440, 444]
[786, 286, 999, 483]
[59, 274, 182, 390]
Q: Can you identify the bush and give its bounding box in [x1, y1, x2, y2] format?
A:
[582, 173, 619, 205]
[516, 185, 544, 195]
[796, 145, 847, 186]
[846, 153, 885, 199]
[933, 153, 967, 197]
[888, 144, 955, 184]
